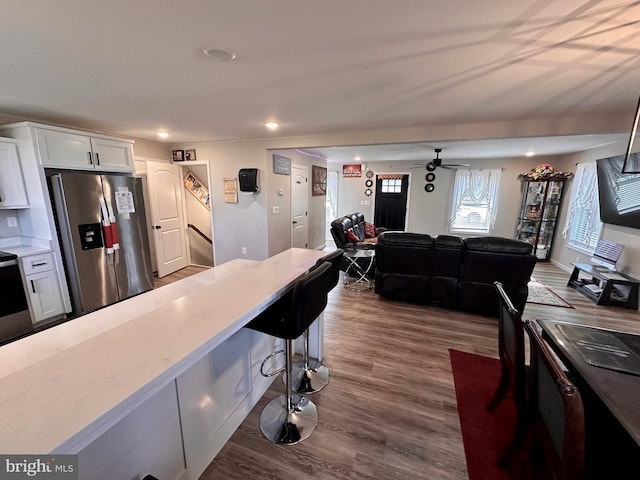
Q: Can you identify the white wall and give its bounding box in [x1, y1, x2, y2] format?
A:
[330, 156, 558, 239]
[84, 111, 640, 266]
[268, 149, 326, 256]
[552, 145, 640, 279]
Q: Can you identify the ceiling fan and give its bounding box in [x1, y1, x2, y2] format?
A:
[412, 148, 470, 170]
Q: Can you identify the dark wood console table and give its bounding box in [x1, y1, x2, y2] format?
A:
[568, 263, 639, 310]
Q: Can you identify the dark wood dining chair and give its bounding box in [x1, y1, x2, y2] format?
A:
[523, 320, 585, 480]
[487, 281, 528, 468]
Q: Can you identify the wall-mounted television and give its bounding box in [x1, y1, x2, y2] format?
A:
[596, 155, 640, 229]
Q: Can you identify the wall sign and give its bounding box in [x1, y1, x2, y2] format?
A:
[223, 178, 238, 203]
[273, 154, 291, 175]
[342, 164, 362, 177]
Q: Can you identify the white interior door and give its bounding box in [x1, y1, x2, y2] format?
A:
[147, 161, 189, 277]
[291, 165, 308, 248]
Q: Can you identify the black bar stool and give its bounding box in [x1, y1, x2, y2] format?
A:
[246, 262, 333, 444]
[290, 250, 342, 394]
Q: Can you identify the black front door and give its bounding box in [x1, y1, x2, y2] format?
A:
[374, 174, 409, 230]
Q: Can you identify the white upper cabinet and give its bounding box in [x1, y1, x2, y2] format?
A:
[34, 126, 134, 172]
[90, 136, 135, 171]
[0, 139, 29, 208]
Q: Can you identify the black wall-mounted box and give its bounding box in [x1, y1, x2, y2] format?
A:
[238, 168, 259, 193]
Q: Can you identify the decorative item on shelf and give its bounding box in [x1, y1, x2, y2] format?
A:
[185, 149, 197, 161]
[172, 150, 185, 162]
[312, 165, 327, 196]
[526, 206, 541, 220]
[365, 188, 372, 196]
[365, 179, 373, 187]
[365, 169, 374, 178]
[518, 163, 573, 180]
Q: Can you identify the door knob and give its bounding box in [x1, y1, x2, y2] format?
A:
[153, 225, 162, 230]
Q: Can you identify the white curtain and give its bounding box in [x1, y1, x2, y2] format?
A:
[449, 168, 501, 230]
[561, 162, 600, 245]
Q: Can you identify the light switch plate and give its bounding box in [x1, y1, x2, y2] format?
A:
[7, 217, 17, 227]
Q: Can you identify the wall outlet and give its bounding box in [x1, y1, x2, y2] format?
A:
[7, 217, 17, 228]
[242, 247, 247, 255]
[272, 206, 280, 214]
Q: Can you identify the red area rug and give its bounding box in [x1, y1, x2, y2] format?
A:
[449, 349, 542, 480]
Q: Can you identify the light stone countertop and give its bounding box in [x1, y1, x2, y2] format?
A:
[0, 248, 327, 454]
[0, 237, 52, 257]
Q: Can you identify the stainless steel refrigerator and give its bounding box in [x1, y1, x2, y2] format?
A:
[50, 172, 154, 314]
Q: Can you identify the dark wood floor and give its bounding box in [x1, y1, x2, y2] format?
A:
[153, 265, 209, 289]
[160, 262, 640, 479]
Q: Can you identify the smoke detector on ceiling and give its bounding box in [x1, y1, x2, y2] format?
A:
[202, 45, 237, 62]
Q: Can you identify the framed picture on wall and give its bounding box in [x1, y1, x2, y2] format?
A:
[312, 165, 327, 196]
[172, 150, 185, 162]
[185, 149, 197, 161]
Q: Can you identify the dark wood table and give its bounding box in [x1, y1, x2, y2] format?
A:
[538, 319, 640, 446]
[567, 263, 639, 309]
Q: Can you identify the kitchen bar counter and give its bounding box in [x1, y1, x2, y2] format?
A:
[0, 248, 326, 460]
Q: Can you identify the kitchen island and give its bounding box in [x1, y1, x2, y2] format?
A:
[0, 248, 327, 480]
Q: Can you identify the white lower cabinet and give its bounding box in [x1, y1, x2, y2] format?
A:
[20, 253, 65, 323]
[71, 328, 276, 480]
[78, 381, 187, 480]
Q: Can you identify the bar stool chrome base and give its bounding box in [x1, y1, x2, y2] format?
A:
[290, 359, 330, 394]
[259, 394, 318, 444]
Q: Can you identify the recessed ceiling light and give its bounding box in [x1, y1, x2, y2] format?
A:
[202, 45, 237, 62]
[354, 156, 361, 161]
[264, 122, 280, 130]
[156, 131, 170, 139]
[525, 151, 535, 157]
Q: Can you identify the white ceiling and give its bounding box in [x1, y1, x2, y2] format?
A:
[1, 1, 639, 159]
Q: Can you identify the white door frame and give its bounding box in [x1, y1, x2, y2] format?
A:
[290, 164, 308, 248]
[176, 160, 217, 266]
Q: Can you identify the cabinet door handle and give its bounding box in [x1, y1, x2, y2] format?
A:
[87, 152, 93, 165]
[31, 280, 36, 293]
[32, 262, 47, 267]
[95, 152, 100, 165]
